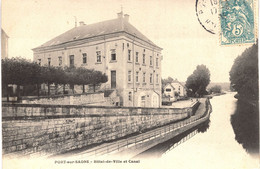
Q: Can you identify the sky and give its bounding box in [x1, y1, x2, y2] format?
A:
[1, 0, 254, 82]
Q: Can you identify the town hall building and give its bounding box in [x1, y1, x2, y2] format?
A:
[32, 12, 163, 107]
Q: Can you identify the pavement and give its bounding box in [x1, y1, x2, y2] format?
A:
[162, 99, 199, 108]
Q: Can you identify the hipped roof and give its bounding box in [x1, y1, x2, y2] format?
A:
[33, 17, 161, 50]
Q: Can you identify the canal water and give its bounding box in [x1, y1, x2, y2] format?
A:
[137, 93, 259, 169]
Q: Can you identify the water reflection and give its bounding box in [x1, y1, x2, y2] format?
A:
[134, 119, 210, 159]
[230, 99, 259, 156]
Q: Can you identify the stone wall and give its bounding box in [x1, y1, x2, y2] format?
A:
[2, 102, 198, 157]
[21, 92, 115, 106]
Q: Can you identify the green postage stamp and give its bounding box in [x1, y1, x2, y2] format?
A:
[220, 0, 256, 45]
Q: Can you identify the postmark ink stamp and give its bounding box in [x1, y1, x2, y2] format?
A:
[196, 0, 219, 34]
[220, 0, 255, 45]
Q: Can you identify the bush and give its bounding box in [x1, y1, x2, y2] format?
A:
[209, 85, 222, 94]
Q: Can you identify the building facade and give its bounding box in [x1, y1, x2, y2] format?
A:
[170, 81, 187, 97]
[1, 29, 9, 59]
[32, 12, 163, 107]
[163, 81, 187, 101]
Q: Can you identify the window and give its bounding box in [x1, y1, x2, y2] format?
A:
[58, 56, 62, 66]
[156, 74, 159, 83]
[141, 96, 145, 101]
[156, 58, 159, 67]
[136, 52, 139, 63]
[166, 89, 171, 92]
[143, 72, 146, 83]
[38, 59, 41, 66]
[128, 71, 132, 82]
[69, 55, 74, 67]
[150, 56, 153, 66]
[128, 50, 131, 61]
[48, 58, 51, 66]
[96, 51, 101, 62]
[82, 53, 87, 64]
[150, 73, 153, 83]
[111, 49, 116, 61]
[136, 71, 139, 83]
[128, 92, 132, 101]
[143, 54, 145, 64]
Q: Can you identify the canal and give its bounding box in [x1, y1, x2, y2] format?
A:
[136, 93, 259, 169]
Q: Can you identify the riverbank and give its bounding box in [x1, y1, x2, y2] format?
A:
[204, 92, 226, 99]
[155, 93, 259, 169]
[234, 93, 258, 107]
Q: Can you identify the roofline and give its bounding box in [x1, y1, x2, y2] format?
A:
[171, 81, 187, 89]
[32, 31, 162, 51]
[1, 29, 9, 38]
[124, 31, 162, 50]
[163, 83, 175, 90]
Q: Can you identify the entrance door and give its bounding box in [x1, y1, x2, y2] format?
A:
[111, 71, 116, 88]
[141, 96, 146, 107]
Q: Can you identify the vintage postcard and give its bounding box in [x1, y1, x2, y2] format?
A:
[1, 0, 259, 169]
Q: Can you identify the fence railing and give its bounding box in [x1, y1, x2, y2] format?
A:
[74, 99, 211, 157]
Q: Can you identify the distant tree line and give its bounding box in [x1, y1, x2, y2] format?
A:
[208, 85, 222, 94]
[161, 76, 175, 86]
[229, 41, 258, 100]
[2, 57, 108, 101]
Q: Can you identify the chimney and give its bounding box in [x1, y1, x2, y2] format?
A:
[79, 21, 86, 26]
[124, 14, 129, 22]
[117, 12, 123, 18]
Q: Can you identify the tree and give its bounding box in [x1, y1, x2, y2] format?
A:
[162, 76, 174, 85]
[64, 66, 78, 94]
[29, 61, 42, 97]
[52, 66, 68, 95]
[2, 57, 109, 99]
[2, 57, 42, 101]
[64, 67, 107, 93]
[75, 67, 92, 93]
[209, 85, 222, 94]
[185, 65, 210, 97]
[2, 58, 12, 101]
[89, 70, 108, 92]
[41, 66, 59, 96]
[229, 41, 258, 100]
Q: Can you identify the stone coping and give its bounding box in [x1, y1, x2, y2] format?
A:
[21, 91, 104, 100]
[2, 102, 196, 110]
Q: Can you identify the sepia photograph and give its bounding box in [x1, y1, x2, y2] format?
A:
[1, 0, 259, 169]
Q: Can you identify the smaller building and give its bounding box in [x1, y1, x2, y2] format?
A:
[163, 81, 187, 101]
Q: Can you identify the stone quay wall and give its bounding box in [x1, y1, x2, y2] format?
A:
[21, 92, 112, 106]
[2, 102, 199, 157]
